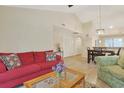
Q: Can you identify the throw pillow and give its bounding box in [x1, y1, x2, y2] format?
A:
[46, 52, 56, 62]
[0, 54, 22, 70]
[118, 49, 124, 68]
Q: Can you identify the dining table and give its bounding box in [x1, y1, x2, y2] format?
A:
[87, 49, 115, 63]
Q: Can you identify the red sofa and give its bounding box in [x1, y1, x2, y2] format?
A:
[0, 50, 62, 88]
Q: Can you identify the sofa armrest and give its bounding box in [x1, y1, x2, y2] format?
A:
[95, 56, 119, 66]
[56, 55, 64, 64]
[56, 55, 61, 60]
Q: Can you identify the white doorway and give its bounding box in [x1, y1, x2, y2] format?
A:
[53, 25, 82, 57]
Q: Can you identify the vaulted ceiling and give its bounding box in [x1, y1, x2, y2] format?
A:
[11, 5, 124, 29]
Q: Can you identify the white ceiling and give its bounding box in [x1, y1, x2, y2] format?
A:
[11, 5, 124, 29]
[13, 5, 87, 13]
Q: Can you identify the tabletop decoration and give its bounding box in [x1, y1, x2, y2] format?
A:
[52, 62, 65, 78]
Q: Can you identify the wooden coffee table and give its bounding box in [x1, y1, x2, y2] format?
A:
[24, 67, 85, 88]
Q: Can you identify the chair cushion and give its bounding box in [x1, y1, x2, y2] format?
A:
[34, 51, 46, 63]
[102, 65, 124, 82]
[0, 63, 42, 83]
[118, 51, 124, 68]
[0, 54, 22, 70]
[0, 60, 6, 73]
[17, 52, 34, 65]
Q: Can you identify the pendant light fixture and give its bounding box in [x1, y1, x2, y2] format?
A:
[96, 5, 105, 35]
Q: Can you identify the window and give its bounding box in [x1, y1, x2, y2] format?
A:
[113, 38, 123, 47]
[105, 38, 113, 47]
[105, 38, 123, 47]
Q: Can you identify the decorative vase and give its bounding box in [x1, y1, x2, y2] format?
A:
[56, 72, 61, 78]
[56, 72, 61, 87]
[52, 62, 64, 87]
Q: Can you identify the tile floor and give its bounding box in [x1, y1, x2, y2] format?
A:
[64, 54, 110, 88]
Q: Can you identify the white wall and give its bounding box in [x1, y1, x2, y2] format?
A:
[0, 6, 83, 53]
[81, 21, 96, 57]
[104, 27, 124, 35]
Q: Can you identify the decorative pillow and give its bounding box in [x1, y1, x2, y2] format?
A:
[46, 52, 56, 62]
[0, 54, 22, 70]
[118, 50, 124, 68]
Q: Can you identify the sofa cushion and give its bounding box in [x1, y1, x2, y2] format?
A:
[38, 60, 58, 70]
[34, 51, 46, 63]
[95, 56, 118, 66]
[0, 54, 22, 70]
[0, 63, 42, 83]
[102, 65, 124, 82]
[0, 60, 6, 73]
[17, 52, 34, 65]
[118, 51, 124, 68]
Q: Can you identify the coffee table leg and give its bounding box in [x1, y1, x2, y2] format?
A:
[80, 78, 85, 88]
[64, 69, 67, 80]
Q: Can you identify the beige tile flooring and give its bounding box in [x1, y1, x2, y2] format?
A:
[64, 54, 110, 88]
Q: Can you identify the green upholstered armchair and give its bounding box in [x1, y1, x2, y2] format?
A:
[95, 56, 124, 88]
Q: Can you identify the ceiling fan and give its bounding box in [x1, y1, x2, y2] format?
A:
[68, 5, 74, 8]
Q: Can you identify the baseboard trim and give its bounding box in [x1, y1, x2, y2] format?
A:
[64, 54, 82, 58]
